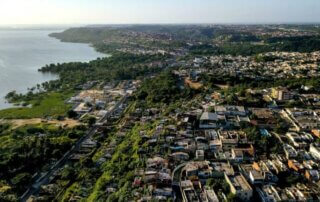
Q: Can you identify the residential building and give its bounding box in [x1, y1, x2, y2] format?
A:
[225, 174, 253, 201]
[271, 87, 293, 101]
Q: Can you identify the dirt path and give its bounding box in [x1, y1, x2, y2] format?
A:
[215, 84, 230, 89]
[1, 118, 82, 129]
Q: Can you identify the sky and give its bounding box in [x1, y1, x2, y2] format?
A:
[0, 0, 319, 25]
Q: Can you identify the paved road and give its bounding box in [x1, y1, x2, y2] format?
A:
[100, 94, 128, 123]
[172, 162, 187, 202]
[20, 95, 129, 202]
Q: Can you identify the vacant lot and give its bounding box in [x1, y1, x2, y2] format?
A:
[185, 78, 203, 90]
[1, 118, 82, 129]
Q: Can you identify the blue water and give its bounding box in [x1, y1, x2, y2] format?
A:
[0, 29, 105, 109]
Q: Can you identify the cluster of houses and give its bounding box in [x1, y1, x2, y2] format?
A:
[68, 80, 140, 121]
[51, 63, 320, 201]
[251, 27, 319, 38]
[21, 25, 320, 202]
[173, 51, 320, 81]
[120, 100, 320, 201]
[208, 24, 319, 39]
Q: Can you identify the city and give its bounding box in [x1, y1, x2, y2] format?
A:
[0, 1, 320, 202]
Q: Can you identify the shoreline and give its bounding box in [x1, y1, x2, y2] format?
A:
[0, 29, 106, 111]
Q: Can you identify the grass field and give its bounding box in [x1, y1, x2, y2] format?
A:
[0, 92, 72, 119]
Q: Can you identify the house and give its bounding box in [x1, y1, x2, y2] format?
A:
[231, 149, 244, 163]
[252, 161, 279, 183]
[194, 57, 204, 64]
[196, 150, 205, 161]
[215, 106, 246, 116]
[249, 170, 265, 185]
[260, 129, 271, 137]
[199, 112, 225, 129]
[309, 144, 320, 160]
[133, 177, 142, 187]
[257, 185, 281, 202]
[184, 161, 213, 180]
[211, 162, 235, 177]
[288, 160, 304, 172]
[257, 184, 320, 201]
[185, 163, 199, 178]
[271, 158, 288, 174]
[305, 170, 320, 181]
[144, 171, 158, 183]
[73, 102, 91, 115]
[286, 132, 308, 149]
[283, 144, 298, 159]
[170, 152, 189, 161]
[225, 173, 253, 201]
[250, 108, 277, 129]
[180, 180, 199, 202]
[196, 137, 209, 150]
[231, 146, 255, 162]
[302, 160, 318, 170]
[239, 164, 264, 185]
[153, 188, 173, 197]
[271, 87, 293, 101]
[175, 139, 196, 152]
[218, 130, 239, 150]
[78, 138, 97, 154]
[283, 108, 320, 131]
[205, 130, 219, 140]
[311, 129, 320, 138]
[158, 172, 172, 185]
[147, 157, 168, 169]
[203, 186, 219, 202]
[209, 139, 222, 152]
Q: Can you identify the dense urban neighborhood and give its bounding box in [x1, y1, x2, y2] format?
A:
[1, 24, 320, 202]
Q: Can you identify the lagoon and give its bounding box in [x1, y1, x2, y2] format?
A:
[0, 29, 105, 109]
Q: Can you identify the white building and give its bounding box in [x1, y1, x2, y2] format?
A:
[310, 144, 320, 160]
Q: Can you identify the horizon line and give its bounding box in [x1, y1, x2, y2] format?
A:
[1, 22, 320, 27]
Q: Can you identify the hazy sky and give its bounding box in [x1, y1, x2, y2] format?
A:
[0, 0, 319, 25]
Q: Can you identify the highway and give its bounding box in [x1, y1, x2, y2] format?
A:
[19, 94, 129, 202]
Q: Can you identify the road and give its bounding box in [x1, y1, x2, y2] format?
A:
[20, 94, 129, 202]
[172, 162, 187, 202]
[100, 94, 128, 123]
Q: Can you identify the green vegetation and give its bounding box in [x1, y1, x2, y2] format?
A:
[217, 36, 320, 56]
[244, 126, 283, 155]
[202, 73, 320, 94]
[52, 26, 320, 57]
[136, 71, 181, 105]
[50, 27, 122, 44]
[0, 92, 72, 119]
[86, 124, 143, 201]
[1, 53, 167, 120]
[278, 171, 306, 188]
[39, 53, 168, 91]
[0, 123, 86, 200]
[190, 44, 219, 55]
[190, 35, 320, 56]
[2, 24, 320, 201]
[136, 71, 199, 107]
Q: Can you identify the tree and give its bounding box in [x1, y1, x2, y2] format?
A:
[67, 110, 78, 118]
[226, 193, 236, 202]
[88, 117, 97, 126]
